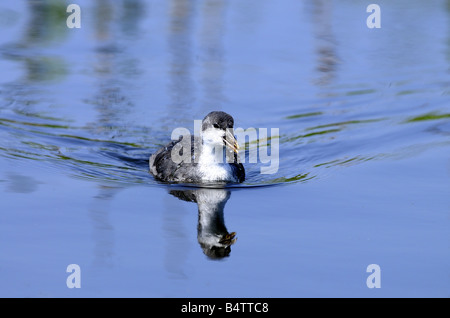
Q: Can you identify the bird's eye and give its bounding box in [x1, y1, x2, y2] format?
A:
[213, 124, 220, 129]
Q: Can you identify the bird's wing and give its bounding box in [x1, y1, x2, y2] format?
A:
[149, 135, 198, 182]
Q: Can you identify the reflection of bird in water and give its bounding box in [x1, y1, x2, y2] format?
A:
[169, 188, 237, 259]
[150, 111, 245, 184]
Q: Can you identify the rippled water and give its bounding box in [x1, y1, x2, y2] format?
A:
[0, 0, 449, 297]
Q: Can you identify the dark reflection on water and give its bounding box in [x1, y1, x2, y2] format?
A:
[198, 0, 227, 112]
[308, 0, 339, 86]
[167, 0, 196, 125]
[4, 173, 42, 194]
[89, 184, 121, 268]
[170, 188, 236, 260]
[5, 1, 69, 82]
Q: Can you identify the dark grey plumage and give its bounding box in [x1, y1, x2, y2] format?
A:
[149, 111, 245, 184]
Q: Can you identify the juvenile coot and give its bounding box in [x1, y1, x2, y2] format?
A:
[149, 111, 245, 184]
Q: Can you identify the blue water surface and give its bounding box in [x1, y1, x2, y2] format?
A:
[0, 0, 449, 297]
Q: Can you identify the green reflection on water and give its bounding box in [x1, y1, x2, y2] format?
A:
[25, 0, 69, 45]
[306, 118, 385, 131]
[24, 56, 67, 82]
[57, 134, 143, 148]
[0, 117, 71, 129]
[282, 128, 341, 143]
[314, 155, 377, 168]
[346, 89, 376, 96]
[285, 112, 323, 120]
[404, 112, 450, 123]
[265, 173, 314, 184]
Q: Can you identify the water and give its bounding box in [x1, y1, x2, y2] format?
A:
[0, 0, 449, 297]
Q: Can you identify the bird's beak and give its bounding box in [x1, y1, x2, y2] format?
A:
[223, 129, 239, 154]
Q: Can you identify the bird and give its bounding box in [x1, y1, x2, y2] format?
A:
[149, 111, 245, 184]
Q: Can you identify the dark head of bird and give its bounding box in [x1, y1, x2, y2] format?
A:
[201, 111, 239, 153]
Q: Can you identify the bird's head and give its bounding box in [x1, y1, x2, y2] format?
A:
[201, 111, 239, 153]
